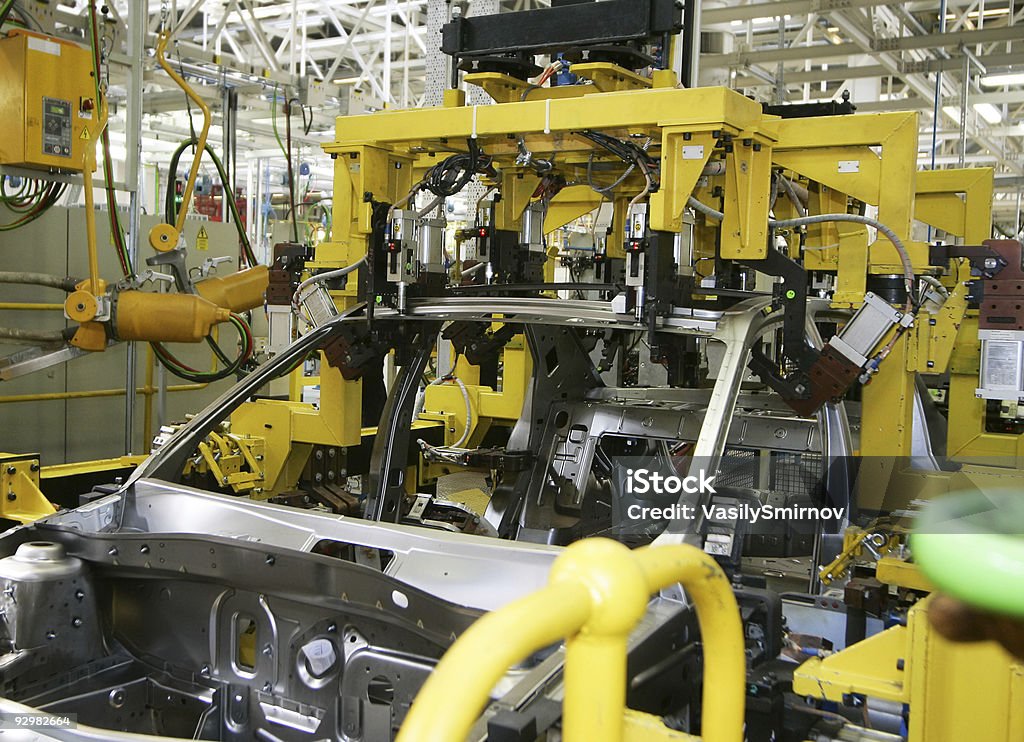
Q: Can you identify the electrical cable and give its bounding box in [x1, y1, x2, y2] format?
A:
[778, 174, 808, 217]
[586, 154, 637, 195]
[920, 274, 950, 300]
[769, 213, 916, 313]
[271, 88, 300, 243]
[415, 375, 474, 452]
[422, 139, 493, 198]
[0, 180, 66, 231]
[285, 98, 300, 243]
[688, 195, 723, 221]
[0, 0, 16, 29]
[151, 312, 253, 383]
[628, 166, 654, 211]
[292, 257, 366, 307]
[685, 196, 915, 312]
[577, 131, 658, 206]
[87, 0, 132, 277]
[152, 52, 257, 379]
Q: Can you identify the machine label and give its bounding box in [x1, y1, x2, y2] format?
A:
[27, 36, 61, 56]
[42, 98, 72, 158]
[837, 160, 860, 173]
[982, 341, 1023, 390]
[682, 145, 705, 160]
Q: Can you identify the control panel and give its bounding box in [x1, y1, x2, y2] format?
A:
[0, 31, 100, 172]
[42, 97, 73, 159]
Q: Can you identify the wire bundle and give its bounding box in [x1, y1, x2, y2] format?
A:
[150, 312, 254, 383]
[157, 138, 259, 381]
[0, 177, 66, 231]
[422, 139, 493, 198]
[86, 0, 134, 276]
[577, 130, 658, 207]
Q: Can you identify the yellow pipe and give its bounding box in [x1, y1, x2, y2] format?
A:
[397, 538, 746, 742]
[395, 582, 593, 742]
[0, 303, 65, 311]
[0, 383, 205, 405]
[155, 31, 211, 237]
[82, 140, 101, 297]
[553, 539, 650, 742]
[144, 344, 155, 448]
[633, 545, 747, 742]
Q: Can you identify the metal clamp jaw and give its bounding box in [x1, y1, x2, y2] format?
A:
[120, 270, 175, 292]
[195, 256, 234, 279]
[146, 247, 194, 294]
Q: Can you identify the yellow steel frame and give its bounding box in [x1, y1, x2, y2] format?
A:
[310, 75, 1017, 492]
[795, 595, 1024, 742]
[397, 538, 744, 742]
[419, 333, 531, 447]
[915, 167, 994, 245]
[774, 112, 921, 281]
[326, 83, 778, 259]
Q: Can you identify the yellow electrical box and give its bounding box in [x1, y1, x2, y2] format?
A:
[0, 30, 100, 172]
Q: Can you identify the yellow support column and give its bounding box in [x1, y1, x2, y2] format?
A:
[861, 334, 915, 457]
[720, 135, 773, 260]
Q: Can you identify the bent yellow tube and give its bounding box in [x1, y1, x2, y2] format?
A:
[633, 545, 746, 742]
[397, 538, 746, 742]
[396, 582, 592, 742]
[154, 30, 211, 236]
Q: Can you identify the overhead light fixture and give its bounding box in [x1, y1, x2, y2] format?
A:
[975, 102, 1003, 124]
[944, 7, 1010, 20]
[981, 72, 1024, 87]
[332, 76, 362, 85]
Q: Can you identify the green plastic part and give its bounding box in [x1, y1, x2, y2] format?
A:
[911, 489, 1024, 619]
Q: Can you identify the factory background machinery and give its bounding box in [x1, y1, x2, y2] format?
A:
[1, 1, 1024, 741]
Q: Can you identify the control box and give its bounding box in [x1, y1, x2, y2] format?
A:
[0, 30, 99, 172]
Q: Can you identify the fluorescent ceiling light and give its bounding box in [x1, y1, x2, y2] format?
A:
[974, 102, 1003, 124]
[943, 104, 1003, 126]
[981, 72, 1024, 87]
[944, 7, 1009, 19]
